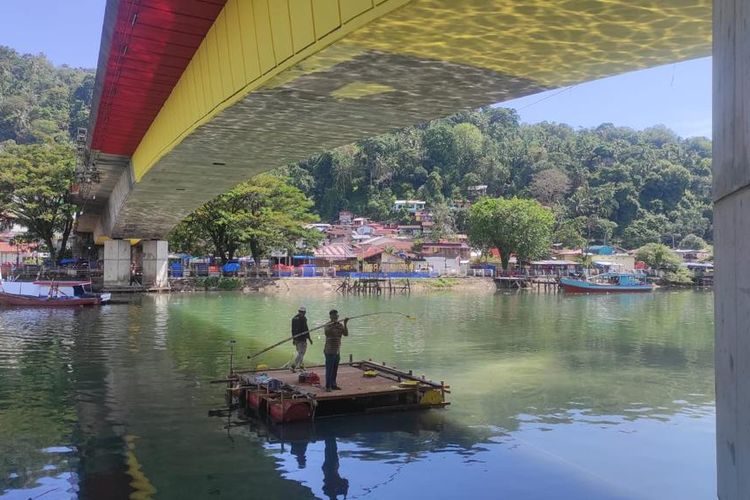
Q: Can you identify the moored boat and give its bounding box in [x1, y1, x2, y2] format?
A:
[0, 273, 111, 306]
[559, 273, 653, 293]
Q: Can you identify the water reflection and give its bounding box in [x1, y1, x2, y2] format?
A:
[0, 290, 715, 499]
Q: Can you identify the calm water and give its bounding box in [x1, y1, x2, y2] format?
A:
[0, 290, 715, 499]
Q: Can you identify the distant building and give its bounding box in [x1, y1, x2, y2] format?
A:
[324, 226, 352, 244]
[393, 200, 426, 213]
[586, 245, 628, 256]
[397, 225, 422, 236]
[528, 260, 580, 275]
[466, 184, 488, 200]
[307, 223, 331, 232]
[338, 211, 353, 225]
[354, 225, 376, 236]
[414, 210, 433, 223]
[675, 249, 712, 261]
[313, 243, 357, 267]
[421, 242, 471, 260]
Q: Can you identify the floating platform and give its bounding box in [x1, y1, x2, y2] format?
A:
[227, 360, 449, 424]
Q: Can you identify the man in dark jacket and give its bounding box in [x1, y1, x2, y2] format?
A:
[323, 309, 348, 391]
[291, 306, 312, 371]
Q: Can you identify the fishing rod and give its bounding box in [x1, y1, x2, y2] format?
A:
[245, 311, 416, 362]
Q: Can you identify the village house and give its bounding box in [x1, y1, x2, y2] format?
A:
[466, 184, 488, 200]
[421, 242, 472, 276]
[313, 243, 358, 271]
[528, 260, 581, 276]
[397, 225, 422, 237]
[675, 248, 712, 262]
[338, 211, 353, 225]
[392, 200, 426, 213]
[323, 226, 352, 244]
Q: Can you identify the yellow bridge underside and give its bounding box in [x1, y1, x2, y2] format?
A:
[132, 0, 710, 182]
[106, 0, 710, 238]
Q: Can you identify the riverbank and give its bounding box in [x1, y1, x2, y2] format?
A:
[167, 276, 496, 295]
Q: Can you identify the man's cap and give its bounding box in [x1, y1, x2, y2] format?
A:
[329, 309, 338, 315]
[298, 306, 306, 312]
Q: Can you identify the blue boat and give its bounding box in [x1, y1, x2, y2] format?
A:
[559, 272, 654, 293]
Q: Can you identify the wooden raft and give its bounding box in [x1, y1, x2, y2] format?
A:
[228, 360, 449, 423]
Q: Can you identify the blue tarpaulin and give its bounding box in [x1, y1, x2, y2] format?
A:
[222, 262, 240, 273]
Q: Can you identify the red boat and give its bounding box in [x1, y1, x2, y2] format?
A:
[0, 272, 111, 307]
[0, 291, 105, 307]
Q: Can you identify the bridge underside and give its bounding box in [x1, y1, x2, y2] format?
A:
[83, 0, 711, 240]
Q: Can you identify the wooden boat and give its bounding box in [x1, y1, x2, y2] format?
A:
[559, 273, 654, 293]
[0, 291, 106, 306]
[0, 273, 111, 306]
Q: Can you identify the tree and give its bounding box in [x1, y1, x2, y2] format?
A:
[554, 219, 586, 249]
[0, 142, 77, 263]
[529, 168, 571, 204]
[468, 197, 554, 270]
[636, 243, 682, 271]
[168, 174, 323, 262]
[0, 46, 94, 144]
[679, 234, 707, 250]
[621, 212, 669, 249]
[428, 202, 456, 241]
[267, 106, 712, 252]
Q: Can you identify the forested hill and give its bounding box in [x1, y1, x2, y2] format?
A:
[0, 46, 94, 144]
[281, 107, 713, 249]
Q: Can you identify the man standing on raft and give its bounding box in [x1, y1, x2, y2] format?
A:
[323, 309, 348, 392]
[291, 306, 312, 371]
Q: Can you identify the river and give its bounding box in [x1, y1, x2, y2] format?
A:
[0, 289, 715, 499]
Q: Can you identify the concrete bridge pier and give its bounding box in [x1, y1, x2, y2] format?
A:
[714, 1, 750, 498]
[141, 240, 169, 289]
[103, 239, 131, 288]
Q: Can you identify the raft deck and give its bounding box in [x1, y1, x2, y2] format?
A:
[230, 360, 449, 423]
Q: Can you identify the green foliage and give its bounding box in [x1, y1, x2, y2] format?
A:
[636, 243, 683, 271]
[468, 197, 554, 270]
[422, 277, 459, 289]
[678, 234, 708, 250]
[280, 107, 712, 249]
[554, 219, 587, 249]
[0, 142, 77, 262]
[0, 46, 94, 144]
[169, 174, 322, 262]
[664, 267, 694, 285]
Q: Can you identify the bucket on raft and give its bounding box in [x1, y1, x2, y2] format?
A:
[247, 391, 261, 408]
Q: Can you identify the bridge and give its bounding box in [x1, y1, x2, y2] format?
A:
[80, 0, 711, 283]
[78, 1, 749, 497]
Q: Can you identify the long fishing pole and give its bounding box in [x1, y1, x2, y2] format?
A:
[245, 311, 416, 362]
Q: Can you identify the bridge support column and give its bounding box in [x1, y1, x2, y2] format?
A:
[715, 1, 750, 498]
[103, 240, 131, 288]
[142, 240, 168, 289]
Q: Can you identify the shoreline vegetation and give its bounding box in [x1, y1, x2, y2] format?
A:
[167, 276, 496, 294]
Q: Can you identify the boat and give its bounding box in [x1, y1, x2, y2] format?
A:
[559, 272, 654, 293]
[0, 271, 111, 306]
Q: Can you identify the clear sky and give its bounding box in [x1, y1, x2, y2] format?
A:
[0, 1, 711, 138]
[502, 57, 712, 139]
[0, 0, 105, 69]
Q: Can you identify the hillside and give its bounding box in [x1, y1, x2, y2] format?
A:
[0, 45, 94, 144]
[280, 107, 713, 249]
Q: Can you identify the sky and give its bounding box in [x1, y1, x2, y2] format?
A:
[502, 57, 712, 139]
[0, 0, 711, 139]
[0, 0, 105, 69]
